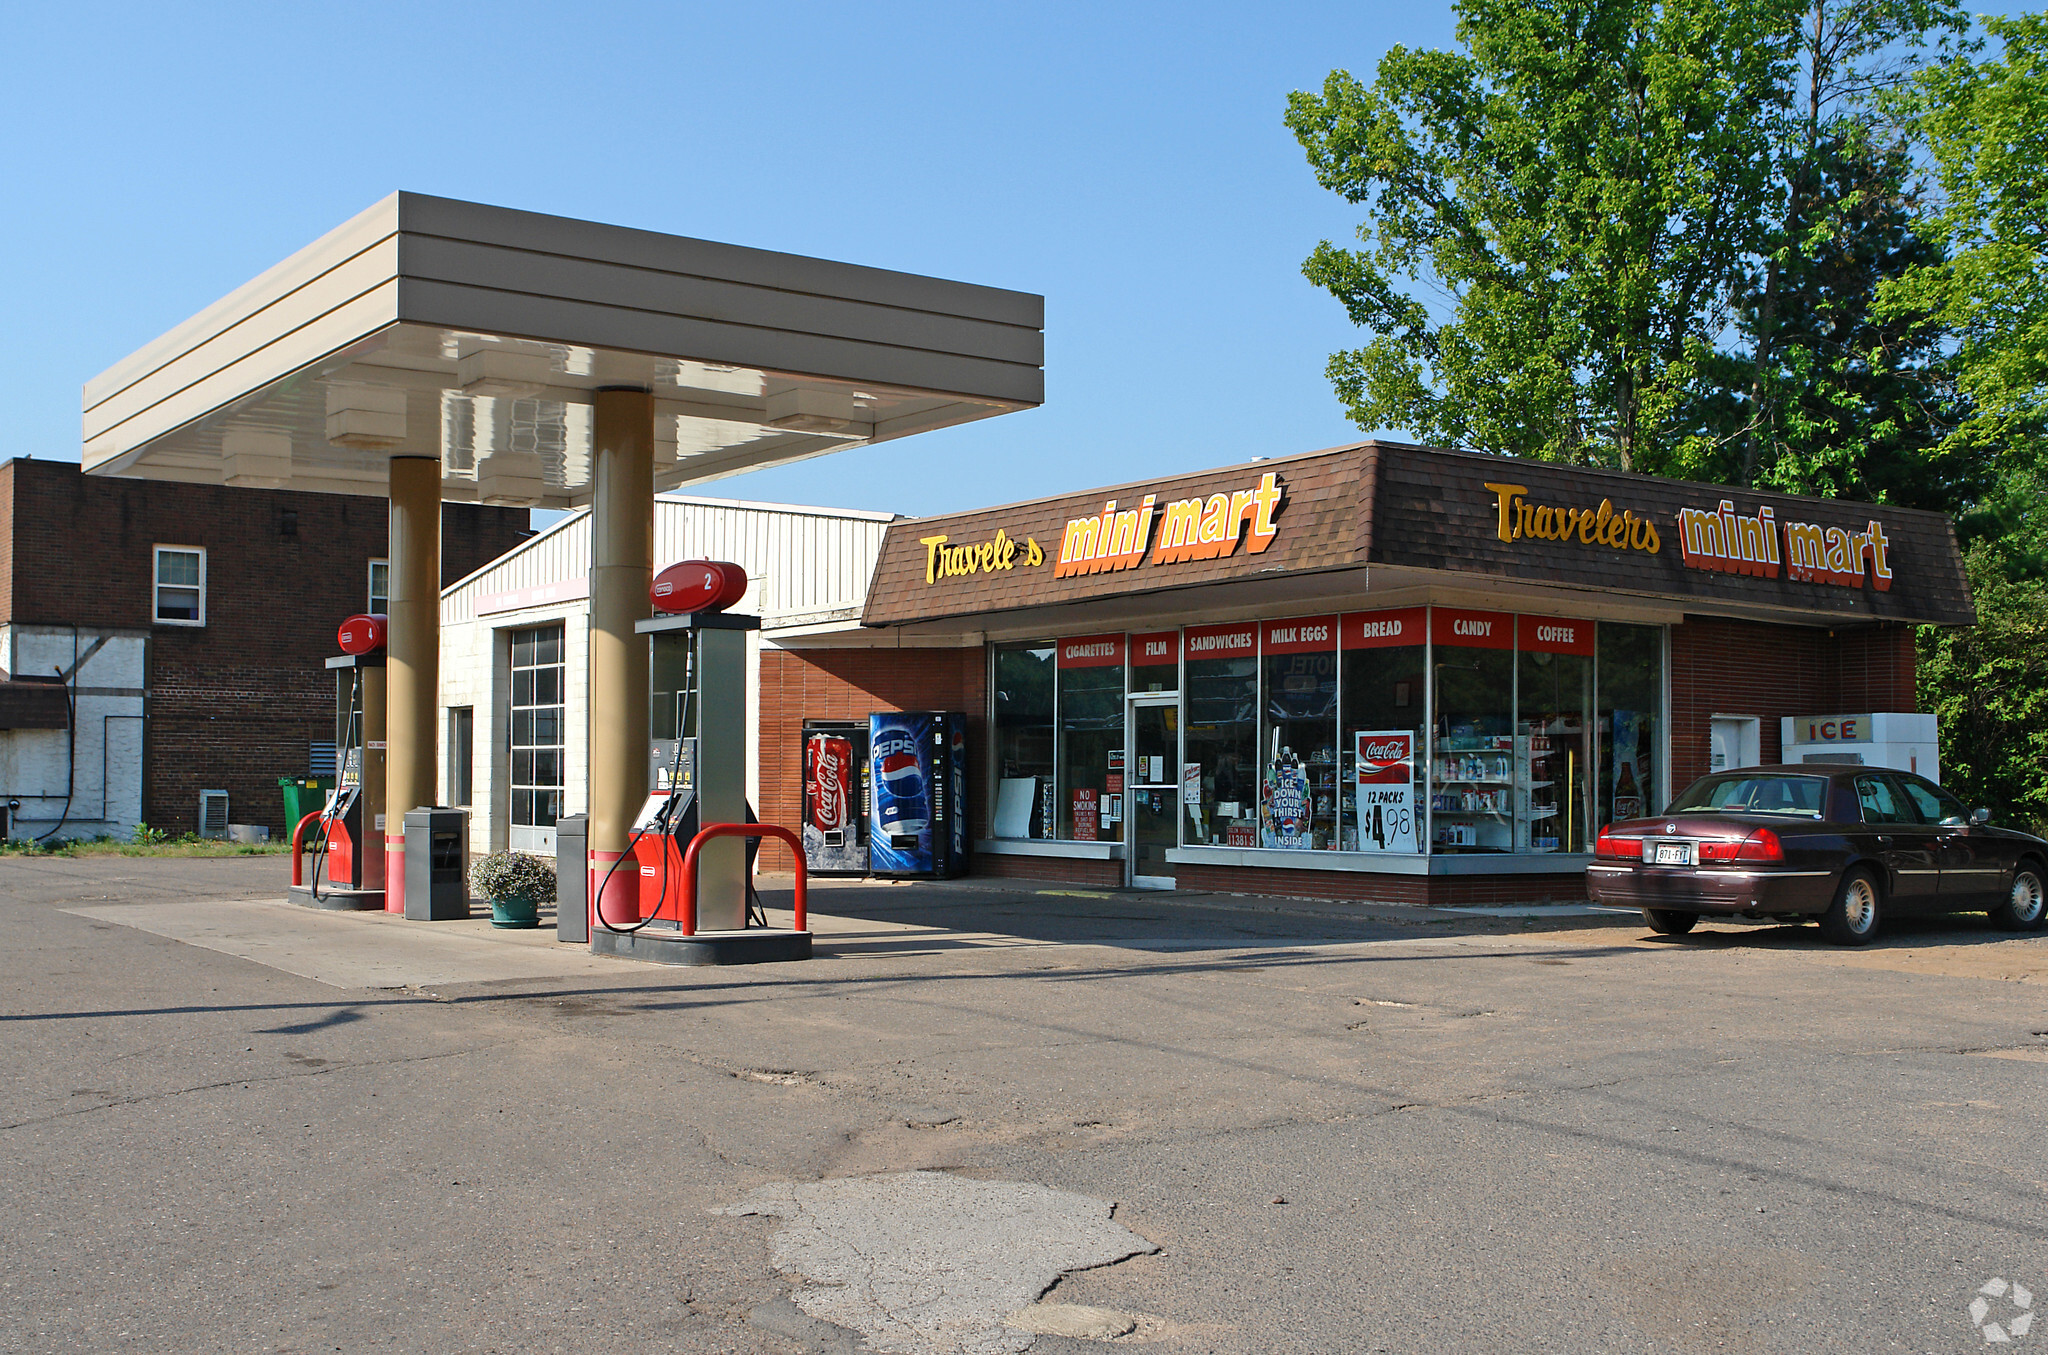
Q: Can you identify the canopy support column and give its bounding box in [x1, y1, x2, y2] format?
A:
[588, 388, 655, 928]
[384, 454, 441, 914]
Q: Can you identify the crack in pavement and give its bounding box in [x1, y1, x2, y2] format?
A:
[0, 1040, 517, 1132]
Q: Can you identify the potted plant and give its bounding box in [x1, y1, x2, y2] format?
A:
[469, 851, 556, 929]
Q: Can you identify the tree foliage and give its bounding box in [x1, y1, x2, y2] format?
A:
[1287, 0, 1799, 473]
[1290, 0, 1969, 489]
[1879, 14, 2048, 458]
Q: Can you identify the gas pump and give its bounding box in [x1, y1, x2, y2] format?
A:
[289, 614, 388, 910]
[586, 561, 811, 965]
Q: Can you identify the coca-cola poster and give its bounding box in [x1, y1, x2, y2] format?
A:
[1354, 730, 1419, 854]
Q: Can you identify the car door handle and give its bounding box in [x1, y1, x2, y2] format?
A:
[1875, 835, 1891, 847]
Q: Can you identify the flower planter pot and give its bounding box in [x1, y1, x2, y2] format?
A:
[490, 893, 541, 929]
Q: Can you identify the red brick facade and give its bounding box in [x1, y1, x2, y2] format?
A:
[758, 644, 986, 870]
[1667, 616, 1918, 790]
[2, 459, 529, 836]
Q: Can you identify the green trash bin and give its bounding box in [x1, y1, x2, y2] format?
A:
[279, 777, 335, 835]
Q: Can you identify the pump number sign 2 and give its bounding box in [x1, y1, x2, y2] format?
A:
[1355, 731, 1418, 854]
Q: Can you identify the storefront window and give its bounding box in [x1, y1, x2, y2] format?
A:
[992, 643, 1054, 838]
[1515, 616, 1595, 853]
[1339, 609, 1426, 853]
[1057, 634, 1126, 840]
[1429, 608, 1515, 853]
[1598, 623, 1665, 825]
[1129, 630, 1179, 693]
[1259, 616, 1338, 849]
[1183, 623, 1259, 846]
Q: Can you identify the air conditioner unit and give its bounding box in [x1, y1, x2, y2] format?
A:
[199, 790, 230, 840]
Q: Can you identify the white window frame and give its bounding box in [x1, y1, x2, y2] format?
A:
[368, 558, 390, 615]
[153, 545, 206, 626]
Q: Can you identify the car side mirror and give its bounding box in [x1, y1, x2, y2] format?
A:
[1972, 806, 1992, 826]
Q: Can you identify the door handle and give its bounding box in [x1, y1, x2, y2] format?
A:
[1875, 835, 1892, 847]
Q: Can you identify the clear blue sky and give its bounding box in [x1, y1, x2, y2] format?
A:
[2, 2, 1458, 520]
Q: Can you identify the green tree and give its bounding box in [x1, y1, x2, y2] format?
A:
[1880, 14, 2048, 458]
[1686, 133, 1984, 509]
[1288, 0, 1802, 473]
[1291, 0, 1972, 483]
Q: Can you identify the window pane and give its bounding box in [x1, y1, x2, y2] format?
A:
[1057, 659, 1124, 841]
[512, 632, 534, 665]
[513, 669, 534, 706]
[992, 645, 1055, 838]
[1432, 648, 1516, 853]
[157, 551, 199, 586]
[1261, 634, 1336, 850]
[1597, 624, 1664, 825]
[533, 749, 560, 789]
[1339, 643, 1425, 853]
[511, 710, 533, 747]
[536, 790, 561, 826]
[538, 631, 562, 665]
[532, 709, 560, 746]
[1185, 630, 1258, 846]
[512, 789, 535, 826]
[156, 587, 201, 622]
[1517, 650, 1593, 852]
[534, 667, 561, 705]
[1900, 777, 1963, 824]
[1856, 775, 1911, 824]
[513, 750, 534, 785]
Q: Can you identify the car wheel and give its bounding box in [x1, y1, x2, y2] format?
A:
[1990, 863, 2047, 931]
[1819, 869, 1882, 946]
[1643, 908, 1698, 935]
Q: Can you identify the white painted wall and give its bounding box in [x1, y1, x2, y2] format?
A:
[440, 494, 889, 856]
[0, 625, 148, 842]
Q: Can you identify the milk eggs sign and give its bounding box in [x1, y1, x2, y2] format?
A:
[1354, 731, 1418, 854]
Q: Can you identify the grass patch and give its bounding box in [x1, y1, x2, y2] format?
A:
[0, 836, 291, 859]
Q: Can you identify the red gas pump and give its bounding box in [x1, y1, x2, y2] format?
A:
[586, 562, 810, 964]
[288, 615, 388, 910]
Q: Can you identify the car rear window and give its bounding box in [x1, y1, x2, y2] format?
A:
[1668, 774, 1828, 818]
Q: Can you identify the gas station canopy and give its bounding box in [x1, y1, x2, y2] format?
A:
[82, 193, 1044, 504]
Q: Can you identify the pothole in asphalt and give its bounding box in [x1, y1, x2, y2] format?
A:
[721, 1169, 1158, 1353]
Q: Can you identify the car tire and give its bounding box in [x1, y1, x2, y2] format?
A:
[1990, 862, 2047, 932]
[1819, 868, 1883, 946]
[1643, 908, 1698, 935]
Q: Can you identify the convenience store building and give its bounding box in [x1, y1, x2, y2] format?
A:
[760, 440, 1973, 906]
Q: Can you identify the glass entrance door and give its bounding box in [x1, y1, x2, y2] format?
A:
[1129, 698, 1179, 888]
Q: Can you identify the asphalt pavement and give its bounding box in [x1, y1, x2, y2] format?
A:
[2, 855, 2044, 1353]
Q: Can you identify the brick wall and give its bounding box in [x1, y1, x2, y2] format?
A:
[1668, 616, 1919, 791]
[972, 853, 1125, 888]
[1173, 864, 1588, 907]
[2, 460, 529, 836]
[757, 644, 985, 870]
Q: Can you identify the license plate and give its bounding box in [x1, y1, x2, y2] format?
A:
[1653, 842, 1691, 866]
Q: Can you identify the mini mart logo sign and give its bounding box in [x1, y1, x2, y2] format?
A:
[1054, 472, 1284, 578]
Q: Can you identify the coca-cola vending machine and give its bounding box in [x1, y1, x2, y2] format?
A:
[801, 720, 869, 875]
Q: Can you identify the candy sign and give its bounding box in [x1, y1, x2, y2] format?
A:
[1355, 731, 1419, 854]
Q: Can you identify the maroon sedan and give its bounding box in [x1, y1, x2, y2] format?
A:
[1585, 765, 2048, 945]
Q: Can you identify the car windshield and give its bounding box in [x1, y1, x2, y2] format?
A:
[1667, 774, 1828, 818]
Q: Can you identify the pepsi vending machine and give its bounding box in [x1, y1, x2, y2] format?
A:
[868, 711, 968, 878]
[801, 720, 869, 876]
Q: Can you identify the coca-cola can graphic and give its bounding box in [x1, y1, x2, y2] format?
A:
[807, 733, 853, 840]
